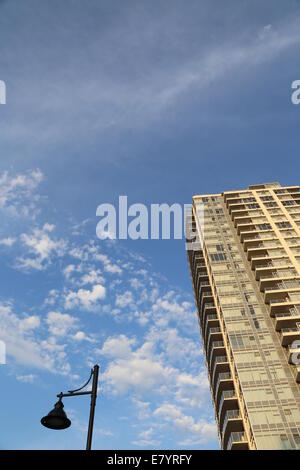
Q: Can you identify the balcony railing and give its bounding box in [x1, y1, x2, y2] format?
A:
[281, 326, 300, 333]
[215, 372, 232, 398]
[206, 327, 221, 345]
[281, 325, 300, 346]
[208, 341, 225, 367]
[218, 390, 236, 422]
[211, 356, 228, 386]
[226, 432, 247, 450]
[206, 313, 218, 321]
[222, 409, 240, 437]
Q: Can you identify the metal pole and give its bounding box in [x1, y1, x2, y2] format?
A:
[86, 364, 99, 450]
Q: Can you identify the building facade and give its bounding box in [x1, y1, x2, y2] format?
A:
[187, 183, 300, 450]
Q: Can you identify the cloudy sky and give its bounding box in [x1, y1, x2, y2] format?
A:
[0, 0, 300, 450]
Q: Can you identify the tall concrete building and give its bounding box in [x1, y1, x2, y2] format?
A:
[187, 183, 300, 450]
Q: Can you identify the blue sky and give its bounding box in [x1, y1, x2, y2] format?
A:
[0, 0, 300, 450]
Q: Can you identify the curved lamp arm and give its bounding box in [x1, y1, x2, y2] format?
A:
[57, 365, 99, 399]
[68, 368, 93, 394]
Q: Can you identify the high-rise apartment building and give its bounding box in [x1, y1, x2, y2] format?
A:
[186, 183, 300, 450]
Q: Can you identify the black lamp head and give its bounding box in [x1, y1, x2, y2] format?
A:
[41, 398, 71, 430]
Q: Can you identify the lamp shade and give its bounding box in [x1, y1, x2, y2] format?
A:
[41, 399, 71, 430]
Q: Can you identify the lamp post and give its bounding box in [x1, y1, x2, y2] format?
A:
[41, 364, 99, 450]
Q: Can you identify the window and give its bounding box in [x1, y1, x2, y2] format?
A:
[274, 189, 286, 194]
[276, 221, 291, 228]
[216, 244, 224, 251]
[282, 200, 296, 206]
[264, 202, 278, 208]
[257, 223, 271, 230]
[210, 253, 227, 262]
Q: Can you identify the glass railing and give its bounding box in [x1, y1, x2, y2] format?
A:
[208, 341, 224, 366]
[215, 372, 232, 397]
[275, 312, 294, 319]
[270, 298, 288, 305]
[222, 410, 240, 436]
[275, 310, 300, 319]
[206, 314, 218, 321]
[218, 390, 236, 421]
[204, 322, 220, 340]
[207, 327, 221, 343]
[281, 326, 300, 333]
[204, 302, 215, 309]
[226, 432, 246, 450]
[259, 272, 279, 279]
[211, 356, 228, 385]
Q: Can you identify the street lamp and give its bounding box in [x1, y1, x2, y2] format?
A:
[41, 364, 99, 450]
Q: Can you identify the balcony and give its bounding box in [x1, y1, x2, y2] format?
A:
[236, 222, 255, 235]
[218, 390, 238, 427]
[228, 202, 246, 215]
[226, 432, 248, 450]
[215, 372, 234, 408]
[240, 229, 260, 243]
[200, 291, 214, 311]
[255, 264, 292, 281]
[247, 246, 268, 261]
[222, 410, 243, 448]
[234, 215, 253, 228]
[206, 327, 222, 350]
[260, 275, 299, 292]
[275, 311, 300, 331]
[201, 302, 217, 326]
[281, 326, 300, 347]
[243, 238, 265, 251]
[251, 255, 273, 270]
[269, 299, 300, 316]
[231, 208, 249, 220]
[203, 314, 219, 338]
[209, 341, 226, 369]
[211, 356, 229, 391]
[265, 286, 300, 304]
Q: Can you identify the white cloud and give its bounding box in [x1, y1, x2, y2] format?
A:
[46, 311, 78, 337]
[131, 398, 151, 420]
[132, 427, 160, 447]
[154, 403, 217, 444]
[97, 335, 136, 358]
[72, 331, 94, 342]
[0, 301, 68, 371]
[115, 290, 134, 308]
[19, 315, 41, 331]
[0, 168, 44, 217]
[100, 334, 175, 394]
[0, 237, 16, 247]
[81, 269, 105, 286]
[63, 263, 77, 280]
[16, 374, 36, 383]
[95, 253, 122, 274]
[65, 284, 106, 310]
[17, 223, 67, 271]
